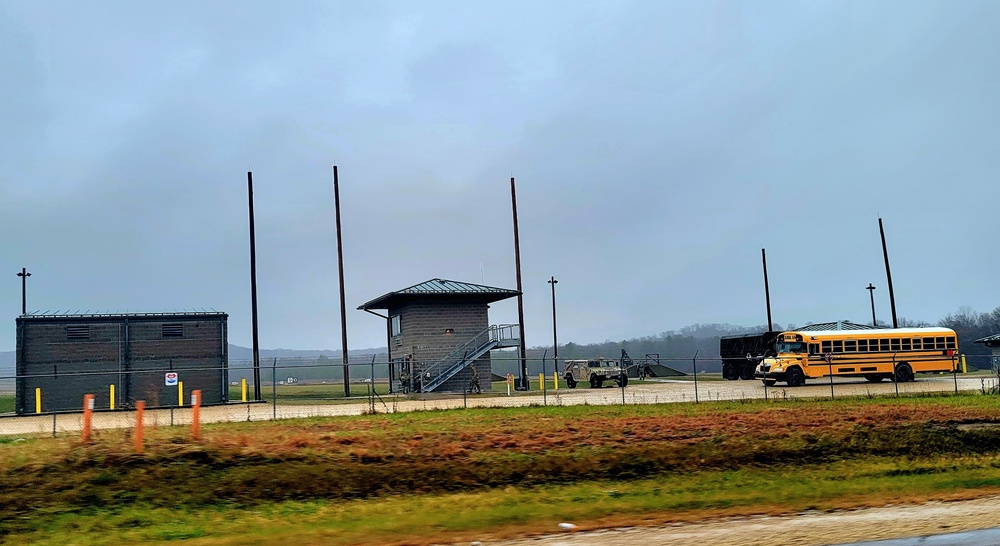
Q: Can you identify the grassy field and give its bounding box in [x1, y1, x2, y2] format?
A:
[3, 394, 1000, 544]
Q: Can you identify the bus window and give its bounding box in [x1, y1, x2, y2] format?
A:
[822, 340, 832, 353]
[912, 338, 922, 350]
[879, 339, 890, 351]
[936, 337, 945, 349]
[923, 338, 935, 350]
[833, 340, 843, 353]
[809, 343, 819, 354]
[901, 339, 911, 351]
[845, 340, 857, 352]
[890, 338, 901, 351]
[857, 339, 868, 352]
[947, 337, 956, 349]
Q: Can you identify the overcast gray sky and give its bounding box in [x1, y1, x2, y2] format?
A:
[2, 0, 998, 353]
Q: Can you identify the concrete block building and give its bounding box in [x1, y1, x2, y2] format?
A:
[15, 311, 228, 413]
[359, 279, 520, 393]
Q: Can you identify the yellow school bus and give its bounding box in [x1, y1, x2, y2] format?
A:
[754, 327, 959, 387]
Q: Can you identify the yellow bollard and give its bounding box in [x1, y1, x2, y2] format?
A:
[538, 373, 544, 390]
[553, 371, 559, 391]
[110, 384, 115, 410]
[178, 381, 184, 406]
[241, 378, 247, 402]
[35, 388, 41, 414]
[961, 354, 967, 374]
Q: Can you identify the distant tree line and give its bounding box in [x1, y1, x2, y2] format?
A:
[513, 305, 1000, 375]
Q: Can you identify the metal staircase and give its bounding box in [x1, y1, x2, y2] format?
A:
[421, 324, 520, 392]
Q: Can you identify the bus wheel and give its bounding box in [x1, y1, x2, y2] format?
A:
[895, 363, 914, 383]
[864, 374, 884, 383]
[786, 367, 805, 387]
[723, 363, 739, 381]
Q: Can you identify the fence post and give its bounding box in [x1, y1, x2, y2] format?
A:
[81, 394, 95, 443]
[827, 353, 835, 400]
[893, 352, 899, 397]
[134, 401, 145, 453]
[692, 351, 700, 404]
[272, 358, 277, 420]
[191, 390, 202, 440]
[952, 353, 958, 395]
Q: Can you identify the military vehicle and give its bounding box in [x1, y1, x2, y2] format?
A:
[563, 358, 628, 388]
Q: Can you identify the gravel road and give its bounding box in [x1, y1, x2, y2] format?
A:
[480, 495, 1000, 546]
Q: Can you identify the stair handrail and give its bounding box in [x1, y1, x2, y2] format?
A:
[420, 324, 520, 390]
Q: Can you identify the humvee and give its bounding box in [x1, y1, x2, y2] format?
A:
[563, 358, 628, 388]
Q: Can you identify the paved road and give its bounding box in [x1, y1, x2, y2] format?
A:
[0, 375, 991, 436]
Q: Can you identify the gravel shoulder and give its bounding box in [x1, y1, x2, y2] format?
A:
[484, 494, 1000, 546]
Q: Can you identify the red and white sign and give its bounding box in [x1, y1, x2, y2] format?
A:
[165, 372, 179, 386]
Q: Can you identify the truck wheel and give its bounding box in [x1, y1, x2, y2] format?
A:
[723, 363, 739, 381]
[590, 375, 601, 388]
[616, 374, 629, 388]
[566, 375, 577, 388]
[739, 363, 754, 380]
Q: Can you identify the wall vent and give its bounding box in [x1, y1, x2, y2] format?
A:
[162, 323, 184, 338]
[67, 325, 90, 340]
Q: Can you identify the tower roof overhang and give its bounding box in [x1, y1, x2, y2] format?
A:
[358, 278, 520, 310]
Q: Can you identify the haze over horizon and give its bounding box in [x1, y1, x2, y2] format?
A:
[2, 1, 998, 353]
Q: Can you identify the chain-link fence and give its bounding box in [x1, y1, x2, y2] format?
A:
[1, 353, 997, 437]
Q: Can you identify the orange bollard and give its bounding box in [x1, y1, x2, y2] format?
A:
[134, 401, 145, 453]
[191, 390, 202, 440]
[81, 394, 95, 443]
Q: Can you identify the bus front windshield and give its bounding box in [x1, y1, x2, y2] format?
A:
[776, 342, 806, 354]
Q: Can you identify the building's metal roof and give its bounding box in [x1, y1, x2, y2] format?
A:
[975, 334, 1000, 346]
[358, 278, 520, 310]
[796, 321, 876, 332]
[18, 309, 228, 321]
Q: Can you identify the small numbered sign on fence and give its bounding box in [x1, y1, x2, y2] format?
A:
[165, 372, 179, 386]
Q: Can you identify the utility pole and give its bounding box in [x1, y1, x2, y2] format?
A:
[16, 268, 31, 315]
[548, 276, 558, 366]
[761, 248, 773, 332]
[878, 217, 899, 328]
[510, 177, 527, 390]
[334, 165, 351, 397]
[866, 283, 877, 326]
[247, 172, 261, 401]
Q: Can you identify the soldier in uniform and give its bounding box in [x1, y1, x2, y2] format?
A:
[469, 364, 482, 394]
[400, 367, 410, 394]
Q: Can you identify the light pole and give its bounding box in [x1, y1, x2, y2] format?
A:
[548, 276, 558, 369]
[866, 283, 877, 326]
[17, 268, 31, 315]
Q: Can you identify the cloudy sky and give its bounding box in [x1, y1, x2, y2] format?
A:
[2, 0, 998, 353]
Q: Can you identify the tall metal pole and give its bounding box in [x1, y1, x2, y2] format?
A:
[334, 166, 351, 397]
[247, 172, 262, 401]
[511, 177, 527, 389]
[548, 277, 558, 369]
[866, 283, 877, 326]
[762, 248, 773, 332]
[878, 218, 898, 328]
[16, 268, 31, 316]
